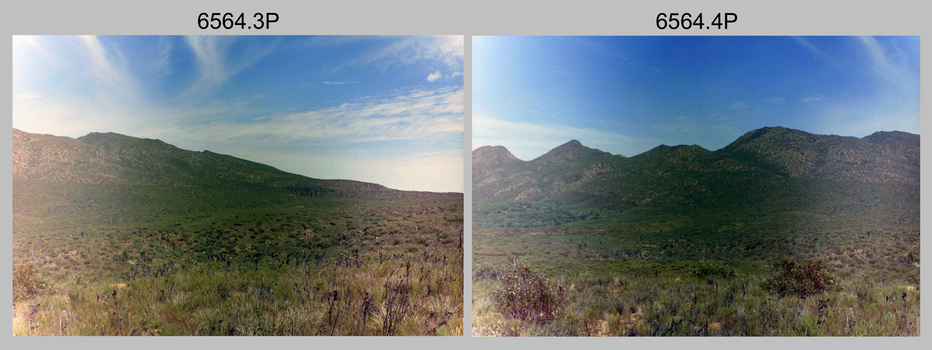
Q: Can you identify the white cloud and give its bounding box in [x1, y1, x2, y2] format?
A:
[15, 93, 41, 100]
[426, 70, 464, 82]
[426, 70, 443, 82]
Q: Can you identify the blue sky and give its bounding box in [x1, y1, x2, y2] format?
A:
[13, 36, 464, 192]
[473, 36, 920, 160]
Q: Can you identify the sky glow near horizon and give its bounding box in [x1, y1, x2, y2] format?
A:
[13, 35, 464, 192]
[473, 36, 920, 161]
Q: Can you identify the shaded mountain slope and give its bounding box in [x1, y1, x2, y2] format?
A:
[13, 128, 390, 195]
[12, 129, 402, 224]
[719, 126, 919, 184]
[473, 127, 919, 229]
[473, 140, 624, 202]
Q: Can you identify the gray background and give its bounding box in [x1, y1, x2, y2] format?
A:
[3, 0, 927, 347]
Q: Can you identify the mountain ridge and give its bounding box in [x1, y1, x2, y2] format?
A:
[473, 126, 919, 204]
[13, 128, 395, 195]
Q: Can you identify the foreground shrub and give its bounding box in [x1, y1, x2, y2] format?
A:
[491, 266, 565, 325]
[764, 259, 835, 297]
[13, 263, 50, 302]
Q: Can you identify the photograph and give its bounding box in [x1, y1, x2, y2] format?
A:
[471, 36, 919, 336]
[12, 35, 465, 336]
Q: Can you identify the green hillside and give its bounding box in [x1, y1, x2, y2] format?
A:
[12, 129, 463, 336]
[472, 127, 919, 336]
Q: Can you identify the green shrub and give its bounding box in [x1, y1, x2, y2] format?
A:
[764, 259, 835, 297]
[491, 266, 565, 325]
[13, 263, 50, 302]
[691, 261, 737, 282]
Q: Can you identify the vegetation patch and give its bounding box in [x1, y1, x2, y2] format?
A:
[488, 265, 565, 325]
[764, 259, 836, 297]
[13, 263, 50, 303]
[690, 261, 737, 282]
[13, 191, 464, 336]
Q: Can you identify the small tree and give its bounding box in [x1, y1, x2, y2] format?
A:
[764, 259, 835, 297]
[13, 263, 50, 302]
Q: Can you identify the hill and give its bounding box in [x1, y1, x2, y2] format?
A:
[12, 129, 464, 336]
[13, 128, 390, 194]
[12, 129, 406, 225]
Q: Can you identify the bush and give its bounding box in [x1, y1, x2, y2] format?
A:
[764, 259, 835, 297]
[691, 261, 737, 282]
[491, 266, 565, 325]
[13, 263, 50, 302]
[474, 266, 502, 281]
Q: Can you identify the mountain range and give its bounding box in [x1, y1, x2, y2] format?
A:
[473, 126, 919, 228]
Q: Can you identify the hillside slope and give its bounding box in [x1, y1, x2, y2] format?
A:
[12, 129, 402, 226]
[473, 126, 919, 229]
[13, 128, 390, 194]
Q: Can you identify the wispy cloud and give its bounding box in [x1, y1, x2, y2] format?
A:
[183, 36, 281, 100]
[139, 86, 464, 192]
[153, 37, 173, 75]
[763, 97, 785, 103]
[801, 96, 824, 102]
[322, 81, 359, 85]
[792, 36, 827, 59]
[795, 36, 917, 87]
[855, 36, 915, 84]
[151, 86, 463, 149]
[79, 36, 134, 89]
[729, 101, 749, 110]
[342, 36, 463, 71]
